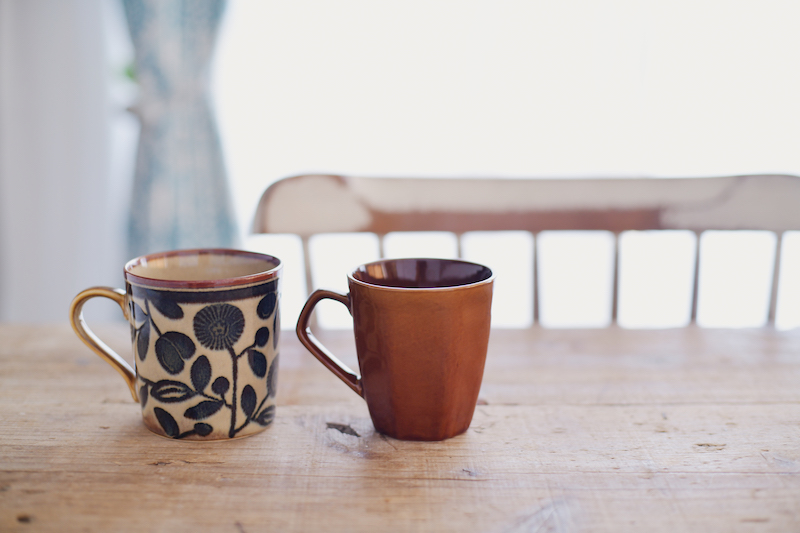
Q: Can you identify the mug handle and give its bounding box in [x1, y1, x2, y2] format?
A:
[296, 289, 364, 397]
[69, 287, 139, 402]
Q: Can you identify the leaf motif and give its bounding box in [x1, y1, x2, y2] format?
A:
[211, 376, 230, 395]
[193, 423, 213, 437]
[273, 311, 280, 350]
[150, 380, 196, 403]
[191, 355, 211, 392]
[132, 302, 146, 324]
[147, 291, 184, 319]
[184, 400, 224, 420]
[255, 327, 270, 347]
[248, 350, 267, 378]
[257, 293, 277, 319]
[139, 384, 149, 408]
[267, 354, 279, 399]
[154, 407, 179, 438]
[241, 385, 256, 417]
[254, 405, 275, 427]
[137, 319, 150, 361]
[155, 331, 196, 374]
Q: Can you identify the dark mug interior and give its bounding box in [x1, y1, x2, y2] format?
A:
[351, 258, 493, 289]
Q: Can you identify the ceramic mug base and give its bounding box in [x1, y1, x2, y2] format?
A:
[372, 419, 472, 442]
[141, 411, 274, 441]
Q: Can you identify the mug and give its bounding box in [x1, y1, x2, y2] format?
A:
[70, 249, 282, 440]
[296, 257, 494, 441]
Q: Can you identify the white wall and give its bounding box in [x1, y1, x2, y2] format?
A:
[0, 0, 128, 323]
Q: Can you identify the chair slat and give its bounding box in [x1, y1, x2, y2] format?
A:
[532, 233, 540, 325]
[768, 232, 784, 326]
[611, 233, 620, 325]
[690, 231, 702, 324]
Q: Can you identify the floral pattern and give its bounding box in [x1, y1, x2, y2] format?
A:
[193, 303, 245, 350]
[130, 288, 279, 439]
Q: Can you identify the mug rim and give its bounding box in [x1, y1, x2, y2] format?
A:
[124, 248, 282, 289]
[348, 257, 494, 292]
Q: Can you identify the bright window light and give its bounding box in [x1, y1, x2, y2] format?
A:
[462, 231, 534, 328]
[617, 231, 696, 329]
[537, 231, 615, 328]
[308, 233, 380, 329]
[214, 0, 800, 237]
[697, 231, 777, 328]
[382, 232, 459, 260]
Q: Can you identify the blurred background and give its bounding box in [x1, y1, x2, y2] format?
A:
[2, 0, 800, 329]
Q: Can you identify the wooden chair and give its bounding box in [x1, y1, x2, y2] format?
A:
[252, 173, 800, 327]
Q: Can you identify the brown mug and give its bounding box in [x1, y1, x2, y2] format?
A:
[296, 258, 494, 441]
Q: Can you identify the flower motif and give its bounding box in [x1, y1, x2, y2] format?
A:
[193, 303, 245, 350]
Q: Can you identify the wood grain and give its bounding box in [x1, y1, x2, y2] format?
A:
[1, 324, 799, 532]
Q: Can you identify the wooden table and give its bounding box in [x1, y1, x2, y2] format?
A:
[1, 324, 799, 532]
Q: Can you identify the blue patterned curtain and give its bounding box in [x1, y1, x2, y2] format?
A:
[123, 0, 238, 258]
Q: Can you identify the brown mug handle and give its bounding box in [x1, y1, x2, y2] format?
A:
[69, 287, 139, 402]
[296, 289, 364, 397]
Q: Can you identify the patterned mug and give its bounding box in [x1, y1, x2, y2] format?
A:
[70, 249, 281, 440]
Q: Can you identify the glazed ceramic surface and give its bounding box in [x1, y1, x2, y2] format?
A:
[297, 258, 493, 441]
[71, 249, 281, 441]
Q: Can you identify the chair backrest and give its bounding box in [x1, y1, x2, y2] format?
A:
[252, 174, 800, 327]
